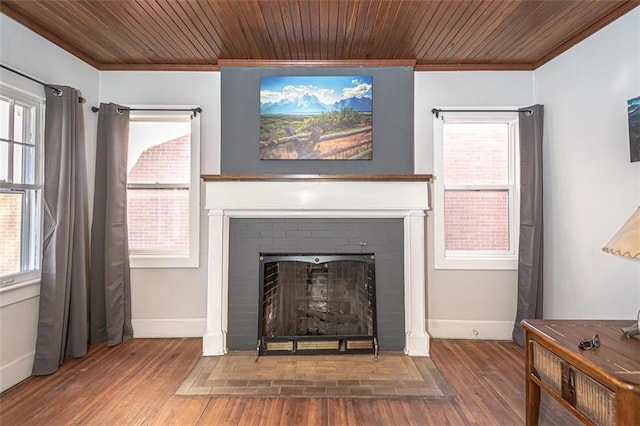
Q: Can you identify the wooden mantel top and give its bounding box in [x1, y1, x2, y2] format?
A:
[201, 174, 433, 182]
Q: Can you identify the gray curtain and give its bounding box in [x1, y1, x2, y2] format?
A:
[32, 86, 90, 375]
[90, 103, 133, 346]
[512, 104, 544, 347]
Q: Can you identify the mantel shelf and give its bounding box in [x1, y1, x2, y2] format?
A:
[201, 173, 433, 182]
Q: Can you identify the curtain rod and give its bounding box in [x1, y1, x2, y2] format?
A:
[90, 106, 202, 117]
[0, 64, 86, 102]
[1, 64, 48, 86]
[431, 108, 532, 118]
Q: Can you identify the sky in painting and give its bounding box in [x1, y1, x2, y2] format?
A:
[260, 76, 372, 105]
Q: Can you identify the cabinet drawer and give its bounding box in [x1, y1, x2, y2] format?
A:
[532, 341, 562, 394]
[575, 369, 615, 426]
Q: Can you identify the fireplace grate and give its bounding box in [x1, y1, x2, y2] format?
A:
[258, 254, 378, 357]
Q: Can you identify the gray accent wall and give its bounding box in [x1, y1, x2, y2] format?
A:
[227, 218, 405, 351]
[220, 67, 414, 174]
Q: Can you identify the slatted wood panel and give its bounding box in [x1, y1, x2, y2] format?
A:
[0, 338, 581, 425]
[1, 0, 637, 70]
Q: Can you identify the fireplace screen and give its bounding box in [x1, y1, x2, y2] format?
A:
[258, 254, 377, 356]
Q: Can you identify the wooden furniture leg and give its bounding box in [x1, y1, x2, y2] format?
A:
[525, 328, 540, 425]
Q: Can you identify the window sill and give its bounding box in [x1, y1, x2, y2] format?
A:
[129, 254, 199, 269]
[434, 256, 518, 271]
[0, 278, 40, 308]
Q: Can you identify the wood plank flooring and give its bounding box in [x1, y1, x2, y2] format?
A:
[0, 338, 580, 425]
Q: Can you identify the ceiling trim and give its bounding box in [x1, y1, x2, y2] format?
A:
[98, 63, 221, 72]
[217, 59, 418, 68]
[415, 63, 535, 72]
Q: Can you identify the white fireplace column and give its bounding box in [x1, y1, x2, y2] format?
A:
[404, 210, 430, 356]
[202, 175, 433, 357]
[203, 209, 228, 356]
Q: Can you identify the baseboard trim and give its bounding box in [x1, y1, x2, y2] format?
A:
[0, 351, 35, 393]
[132, 318, 207, 338]
[427, 319, 514, 340]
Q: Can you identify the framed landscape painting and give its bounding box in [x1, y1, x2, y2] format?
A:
[259, 75, 373, 160]
[628, 96, 640, 162]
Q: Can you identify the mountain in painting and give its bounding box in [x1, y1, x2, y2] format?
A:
[332, 96, 372, 113]
[261, 93, 330, 115]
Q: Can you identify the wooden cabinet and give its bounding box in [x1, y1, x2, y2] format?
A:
[522, 320, 640, 425]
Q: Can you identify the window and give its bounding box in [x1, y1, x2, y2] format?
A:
[433, 110, 519, 269]
[127, 109, 200, 268]
[0, 85, 44, 288]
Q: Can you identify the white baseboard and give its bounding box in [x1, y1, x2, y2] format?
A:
[132, 318, 206, 338]
[0, 351, 34, 393]
[427, 319, 514, 340]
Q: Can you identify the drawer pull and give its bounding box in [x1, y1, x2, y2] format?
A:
[561, 363, 576, 406]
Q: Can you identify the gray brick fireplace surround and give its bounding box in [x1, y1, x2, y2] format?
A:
[227, 218, 405, 351]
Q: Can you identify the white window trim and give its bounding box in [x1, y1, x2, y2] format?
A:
[433, 107, 520, 270]
[0, 81, 45, 290]
[127, 106, 200, 269]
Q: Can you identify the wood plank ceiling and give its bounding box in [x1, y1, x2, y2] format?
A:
[1, 0, 638, 71]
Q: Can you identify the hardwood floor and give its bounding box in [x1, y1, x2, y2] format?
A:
[0, 338, 580, 425]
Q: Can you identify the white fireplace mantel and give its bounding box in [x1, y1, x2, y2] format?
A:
[202, 174, 433, 357]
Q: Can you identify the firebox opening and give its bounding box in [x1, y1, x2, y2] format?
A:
[258, 253, 377, 356]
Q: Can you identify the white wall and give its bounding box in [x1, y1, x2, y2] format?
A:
[0, 15, 99, 392]
[99, 71, 221, 337]
[535, 8, 640, 319]
[415, 72, 535, 339]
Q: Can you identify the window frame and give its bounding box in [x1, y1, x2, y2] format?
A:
[126, 107, 200, 269]
[433, 108, 520, 270]
[0, 83, 44, 290]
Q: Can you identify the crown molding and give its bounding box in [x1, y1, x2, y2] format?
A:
[217, 59, 417, 68]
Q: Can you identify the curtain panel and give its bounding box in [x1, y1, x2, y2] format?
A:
[512, 104, 545, 347]
[90, 103, 133, 346]
[32, 86, 90, 375]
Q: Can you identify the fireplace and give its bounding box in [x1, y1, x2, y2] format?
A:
[258, 253, 377, 356]
[202, 174, 433, 357]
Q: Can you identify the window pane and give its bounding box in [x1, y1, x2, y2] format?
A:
[24, 145, 35, 184]
[444, 190, 510, 251]
[13, 104, 24, 143]
[0, 98, 9, 140]
[0, 192, 23, 276]
[12, 144, 35, 185]
[443, 123, 509, 186]
[127, 189, 189, 251]
[0, 140, 8, 183]
[24, 190, 40, 271]
[13, 144, 24, 184]
[128, 121, 190, 184]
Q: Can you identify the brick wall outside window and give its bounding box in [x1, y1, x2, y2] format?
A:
[443, 123, 510, 251]
[444, 191, 509, 250]
[127, 134, 190, 251]
[128, 134, 190, 184]
[127, 189, 189, 250]
[0, 193, 22, 275]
